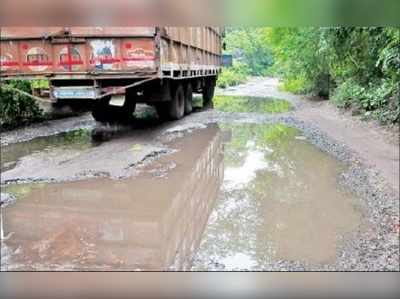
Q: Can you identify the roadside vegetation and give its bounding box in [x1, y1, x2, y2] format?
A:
[0, 80, 45, 130]
[268, 27, 399, 124]
[220, 27, 399, 125]
[217, 27, 274, 89]
[217, 62, 249, 89]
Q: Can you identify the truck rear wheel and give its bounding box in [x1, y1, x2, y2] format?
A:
[155, 102, 169, 120]
[185, 83, 193, 115]
[168, 84, 185, 120]
[203, 77, 216, 109]
[92, 96, 136, 124]
[92, 97, 110, 122]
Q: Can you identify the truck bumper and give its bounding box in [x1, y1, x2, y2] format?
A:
[52, 86, 100, 99]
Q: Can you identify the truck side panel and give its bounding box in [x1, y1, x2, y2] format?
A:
[160, 27, 222, 77]
[1, 37, 158, 77]
[1, 27, 222, 80]
[0, 27, 156, 39]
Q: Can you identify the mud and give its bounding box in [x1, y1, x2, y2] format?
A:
[1, 77, 398, 271]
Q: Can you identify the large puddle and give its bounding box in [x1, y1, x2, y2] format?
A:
[193, 95, 293, 113]
[1, 123, 362, 270]
[1, 125, 223, 270]
[1, 129, 94, 173]
[214, 96, 292, 113]
[193, 124, 362, 270]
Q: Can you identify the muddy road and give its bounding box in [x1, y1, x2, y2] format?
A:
[1, 78, 399, 271]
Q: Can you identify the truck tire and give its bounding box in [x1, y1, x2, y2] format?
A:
[120, 98, 137, 123]
[168, 83, 185, 120]
[92, 96, 136, 124]
[155, 102, 170, 120]
[203, 77, 216, 109]
[92, 97, 111, 122]
[185, 83, 193, 115]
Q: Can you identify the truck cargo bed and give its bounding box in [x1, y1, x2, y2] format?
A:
[1, 27, 222, 123]
[0, 27, 222, 80]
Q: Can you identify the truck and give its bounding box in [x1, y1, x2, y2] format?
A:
[0, 27, 222, 123]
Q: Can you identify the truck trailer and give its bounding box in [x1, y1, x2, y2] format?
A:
[0, 27, 222, 123]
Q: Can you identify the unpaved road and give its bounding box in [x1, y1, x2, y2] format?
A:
[220, 77, 400, 194]
[1, 77, 399, 271]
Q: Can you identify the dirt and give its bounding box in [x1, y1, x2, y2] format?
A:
[296, 101, 399, 194]
[1, 77, 398, 271]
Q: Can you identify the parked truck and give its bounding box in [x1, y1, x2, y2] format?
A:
[0, 27, 222, 123]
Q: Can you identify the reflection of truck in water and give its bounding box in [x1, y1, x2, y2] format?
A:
[2, 125, 224, 270]
[0, 27, 222, 123]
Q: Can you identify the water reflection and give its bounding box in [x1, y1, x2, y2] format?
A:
[2, 123, 363, 271]
[193, 124, 362, 270]
[1, 129, 94, 172]
[213, 96, 292, 113]
[1, 125, 223, 271]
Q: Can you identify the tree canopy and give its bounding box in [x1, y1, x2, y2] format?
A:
[221, 27, 399, 124]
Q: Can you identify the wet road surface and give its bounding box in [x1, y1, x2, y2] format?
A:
[193, 124, 362, 270]
[2, 125, 223, 270]
[1, 78, 398, 271]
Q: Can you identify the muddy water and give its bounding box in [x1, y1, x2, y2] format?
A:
[1, 129, 94, 172]
[214, 96, 292, 113]
[1, 123, 363, 271]
[192, 124, 362, 270]
[193, 95, 292, 114]
[1, 125, 223, 270]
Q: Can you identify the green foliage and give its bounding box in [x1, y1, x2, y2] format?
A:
[268, 27, 400, 124]
[218, 27, 275, 88]
[280, 77, 310, 94]
[224, 27, 274, 76]
[31, 79, 49, 89]
[0, 80, 44, 129]
[213, 96, 292, 113]
[332, 78, 399, 123]
[217, 62, 249, 89]
[267, 27, 332, 97]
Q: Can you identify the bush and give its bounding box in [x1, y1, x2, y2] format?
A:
[268, 27, 400, 124]
[217, 62, 249, 89]
[332, 78, 399, 124]
[331, 79, 365, 109]
[280, 76, 309, 94]
[31, 79, 49, 89]
[0, 80, 44, 129]
[224, 28, 274, 76]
